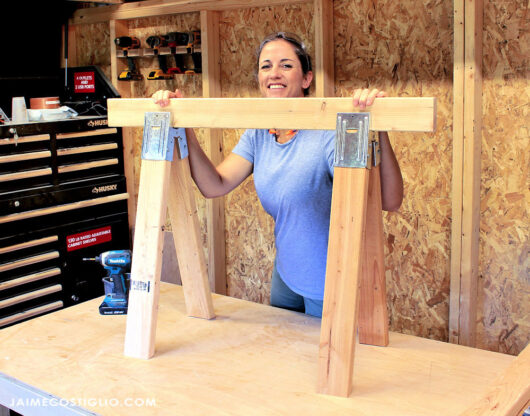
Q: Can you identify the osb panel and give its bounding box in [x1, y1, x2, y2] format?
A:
[74, 22, 111, 79]
[219, 4, 315, 303]
[478, 0, 529, 355]
[335, 0, 454, 342]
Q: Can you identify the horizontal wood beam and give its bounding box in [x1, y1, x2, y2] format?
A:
[108, 97, 436, 132]
[71, 0, 309, 24]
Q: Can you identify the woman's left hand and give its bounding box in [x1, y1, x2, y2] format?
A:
[353, 88, 387, 109]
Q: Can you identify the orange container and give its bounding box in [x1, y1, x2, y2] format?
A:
[30, 97, 60, 109]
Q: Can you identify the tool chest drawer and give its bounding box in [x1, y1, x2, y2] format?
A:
[0, 209, 130, 328]
[0, 117, 130, 328]
[0, 118, 125, 196]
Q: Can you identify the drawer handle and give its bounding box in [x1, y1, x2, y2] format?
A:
[0, 236, 58, 255]
[0, 251, 60, 273]
[0, 151, 52, 164]
[57, 143, 118, 156]
[58, 158, 118, 174]
[0, 300, 63, 327]
[0, 284, 62, 310]
[0, 268, 61, 291]
[56, 128, 118, 139]
[0, 168, 52, 183]
[0, 134, 50, 146]
[0, 193, 129, 224]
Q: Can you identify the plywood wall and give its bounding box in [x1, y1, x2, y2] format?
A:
[478, 0, 529, 355]
[72, 0, 528, 355]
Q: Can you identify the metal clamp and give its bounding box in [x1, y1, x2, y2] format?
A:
[142, 112, 174, 161]
[334, 113, 380, 169]
[141, 112, 189, 162]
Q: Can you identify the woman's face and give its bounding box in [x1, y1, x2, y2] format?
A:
[258, 39, 313, 98]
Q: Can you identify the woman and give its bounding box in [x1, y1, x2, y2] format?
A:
[153, 32, 403, 317]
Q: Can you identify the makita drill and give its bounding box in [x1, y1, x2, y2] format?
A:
[84, 250, 132, 315]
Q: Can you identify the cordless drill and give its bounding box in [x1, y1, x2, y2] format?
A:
[84, 250, 132, 315]
[146, 35, 173, 80]
[114, 36, 143, 81]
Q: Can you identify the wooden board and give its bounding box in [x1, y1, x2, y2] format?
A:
[107, 97, 437, 132]
[318, 167, 369, 397]
[168, 156, 215, 319]
[358, 166, 389, 347]
[0, 283, 516, 416]
[449, 0, 483, 348]
[71, 0, 310, 24]
[124, 160, 171, 359]
[200, 10, 227, 295]
[313, 0, 334, 97]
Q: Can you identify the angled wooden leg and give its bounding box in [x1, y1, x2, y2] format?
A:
[168, 154, 215, 319]
[124, 159, 171, 359]
[318, 166, 370, 397]
[358, 165, 389, 346]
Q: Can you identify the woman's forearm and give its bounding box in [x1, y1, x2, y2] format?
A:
[378, 131, 404, 211]
[185, 128, 226, 198]
[185, 128, 253, 199]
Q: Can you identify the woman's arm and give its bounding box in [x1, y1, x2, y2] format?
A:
[378, 131, 403, 211]
[353, 88, 404, 211]
[153, 89, 253, 198]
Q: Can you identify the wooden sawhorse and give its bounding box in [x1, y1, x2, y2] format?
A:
[108, 96, 436, 397]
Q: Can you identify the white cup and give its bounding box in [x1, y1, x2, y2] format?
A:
[12, 97, 29, 124]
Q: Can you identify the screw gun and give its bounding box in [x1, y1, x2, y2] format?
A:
[83, 250, 132, 315]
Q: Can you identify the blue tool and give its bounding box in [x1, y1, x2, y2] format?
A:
[83, 250, 132, 315]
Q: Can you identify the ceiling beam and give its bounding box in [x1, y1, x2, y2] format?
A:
[70, 0, 310, 24]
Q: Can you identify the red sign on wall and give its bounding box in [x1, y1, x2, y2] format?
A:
[66, 226, 112, 252]
[74, 71, 96, 93]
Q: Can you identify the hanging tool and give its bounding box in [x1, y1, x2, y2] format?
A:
[166, 32, 188, 74]
[115, 37, 142, 81]
[84, 250, 132, 315]
[184, 31, 202, 74]
[165, 31, 202, 74]
[146, 35, 173, 80]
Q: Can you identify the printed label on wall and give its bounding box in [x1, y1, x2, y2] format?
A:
[74, 71, 96, 93]
[67, 226, 112, 251]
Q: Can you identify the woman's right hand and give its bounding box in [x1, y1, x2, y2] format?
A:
[152, 89, 182, 107]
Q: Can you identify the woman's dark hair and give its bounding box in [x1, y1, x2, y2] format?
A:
[256, 32, 313, 96]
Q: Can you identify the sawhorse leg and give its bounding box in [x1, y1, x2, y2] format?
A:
[359, 165, 389, 347]
[124, 113, 214, 359]
[318, 114, 389, 397]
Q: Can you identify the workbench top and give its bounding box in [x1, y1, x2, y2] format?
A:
[0, 283, 514, 416]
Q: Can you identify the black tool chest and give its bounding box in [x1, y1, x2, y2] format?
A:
[0, 117, 130, 328]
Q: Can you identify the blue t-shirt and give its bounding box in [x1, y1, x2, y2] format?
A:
[232, 129, 335, 300]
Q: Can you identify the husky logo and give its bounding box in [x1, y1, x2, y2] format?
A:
[92, 184, 118, 194]
[87, 119, 108, 128]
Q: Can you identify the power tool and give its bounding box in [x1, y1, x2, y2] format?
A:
[83, 250, 132, 315]
[165, 31, 202, 74]
[165, 32, 188, 74]
[146, 35, 173, 80]
[114, 36, 143, 81]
